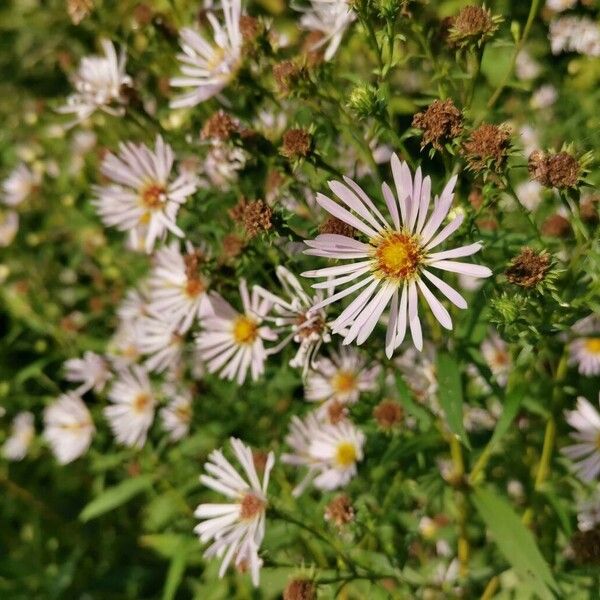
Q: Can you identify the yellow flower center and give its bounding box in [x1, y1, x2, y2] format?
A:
[335, 441, 357, 468]
[239, 493, 265, 520]
[140, 182, 166, 210]
[373, 230, 422, 281]
[233, 315, 259, 345]
[331, 370, 357, 394]
[132, 392, 152, 413]
[585, 338, 600, 355]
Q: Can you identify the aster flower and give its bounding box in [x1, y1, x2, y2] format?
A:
[93, 136, 198, 253]
[577, 493, 600, 532]
[302, 154, 492, 355]
[304, 346, 380, 407]
[1, 164, 40, 206]
[194, 437, 274, 587]
[254, 266, 332, 373]
[2, 412, 35, 461]
[549, 16, 600, 57]
[147, 241, 213, 333]
[203, 144, 248, 187]
[160, 385, 193, 442]
[136, 315, 185, 374]
[103, 366, 156, 448]
[395, 342, 439, 407]
[282, 413, 365, 493]
[0, 210, 18, 247]
[43, 393, 95, 464]
[563, 394, 600, 481]
[64, 351, 112, 394]
[57, 39, 131, 123]
[515, 180, 543, 212]
[546, 0, 577, 12]
[481, 331, 511, 386]
[196, 280, 277, 384]
[569, 316, 600, 376]
[296, 0, 356, 61]
[170, 0, 243, 109]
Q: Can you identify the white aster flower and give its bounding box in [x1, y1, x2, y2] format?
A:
[196, 280, 277, 384]
[546, 0, 578, 12]
[108, 321, 143, 368]
[64, 351, 112, 394]
[195, 437, 274, 587]
[520, 125, 540, 157]
[2, 164, 40, 206]
[137, 315, 185, 374]
[530, 84, 558, 110]
[160, 385, 193, 441]
[148, 241, 213, 333]
[297, 0, 356, 61]
[0, 210, 18, 247]
[170, 0, 242, 108]
[577, 493, 600, 532]
[2, 412, 35, 461]
[254, 266, 332, 374]
[302, 154, 492, 355]
[93, 136, 198, 253]
[43, 393, 95, 464]
[395, 342, 439, 408]
[549, 16, 600, 57]
[563, 394, 600, 482]
[515, 50, 541, 81]
[203, 144, 247, 187]
[58, 39, 131, 123]
[117, 286, 150, 323]
[305, 346, 380, 407]
[481, 331, 511, 387]
[515, 180, 543, 212]
[103, 366, 156, 448]
[569, 315, 600, 376]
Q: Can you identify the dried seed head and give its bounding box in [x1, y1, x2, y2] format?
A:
[133, 3, 153, 26]
[505, 247, 550, 288]
[281, 128, 312, 159]
[412, 99, 463, 151]
[221, 233, 245, 260]
[463, 123, 511, 173]
[319, 216, 356, 238]
[571, 528, 600, 565]
[324, 494, 355, 527]
[580, 195, 599, 224]
[265, 169, 285, 202]
[326, 400, 348, 425]
[273, 61, 302, 95]
[468, 188, 484, 209]
[283, 578, 317, 600]
[448, 5, 501, 47]
[239, 15, 261, 42]
[373, 399, 404, 430]
[541, 213, 571, 238]
[229, 198, 272, 238]
[67, 0, 94, 24]
[201, 111, 239, 141]
[529, 150, 581, 189]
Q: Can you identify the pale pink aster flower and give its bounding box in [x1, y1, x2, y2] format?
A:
[196, 280, 277, 384]
[57, 39, 131, 123]
[147, 241, 213, 333]
[563, 394, 600, 481]
[302, 154, 492, 355]
[160, 385, 193, 442]
[515, 50, 541, 81]
[481, 331, 511, 387]
[93, 136, 198, 253]
[43, 393, 95, 464]
[117, 286, 150, 323]
[136, 316, 185, 374]
[195, 438, 274, 587]
[2, 164, 40, 206]
[550, 16, 600, 57]
[569, 315, 600, 376]
[170, 0, 242, 108]
[305, 346, 380, 407]
[2, 412, 35, 461]
[103, 366, 155, 448]
[64, 351, 112, 394]
[546, 0, 577, 12]
[297, 0, 356, 61]
[0, 210, 18, 247]
[530, 84, 558, 110]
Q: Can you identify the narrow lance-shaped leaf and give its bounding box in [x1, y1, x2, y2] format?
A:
[436, 352, 470, 449]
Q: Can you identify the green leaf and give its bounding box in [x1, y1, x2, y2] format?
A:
[79, 475, 154, 522]
[436, 353, 470, 448]
[487, 384, 525, 451]
[395, 375, 432, 429]
[473, 487, 559, 599]
[162, 545, 188, 600]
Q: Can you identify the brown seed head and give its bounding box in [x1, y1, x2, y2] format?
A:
[463, 123, 511, 173]
[221, 233, 245, 260]
[273, 61, 301, 95]
[541, 214, 571, 238]
[580, 195, 599, 224]
[319, 216, 356, 238]
[468, 188, 484, 209]
[326, 400, 348, 425]
[230, 198, 273, 238]
[201, 110, 239, 141]
[281, 128, 312, 159]
[133, 3, 154, 26]
[449, 5, 500, 46]
[412, 99, 463, 151]
[505, 247, 550, 288]
[302, 31, 327, 66]
[373, 400, 404, 430]
[239, 15, 261, 42]
[571, 528, 600, 565]
[324, 494, 355, 527]
[67, 0, 94, 24]
[283, 578, 317, 600]
[529, 150, 581, 188]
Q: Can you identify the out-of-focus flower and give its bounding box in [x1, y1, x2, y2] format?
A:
[160, 385, 193, 441]
[136, 316, 184, 374]
[203, 144, 247, 187]
[519, 125, 540, 157]
[563, 394, 600, 481]
[103, 366, 155, 448]
[296, 0, 356, 61]
[302, 154, 492, 355]
[546, 0, 577, 12]
[578, 493, 600, 532]
[395, 343, 438, 406]
[2, 412, 35, 461]
[481, 331, 510, 386]
[549, 16, 600, 57]
[170, 0, 242, 108]
[196, 280, 276, 384]
[194, 437, 274, 587]
[93, 136, 197, 253]
[0, 210, 19, 246]
[43, 393, 95, 464]
[515, 50, 541, 80]
[569, 317, 600, 376]
[531, 84, 558, 110]
[64, 351, 112, 394]
[515, 180, 543, 212]
[58, 39, 131, 123]
[1, 164, 40, 206]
